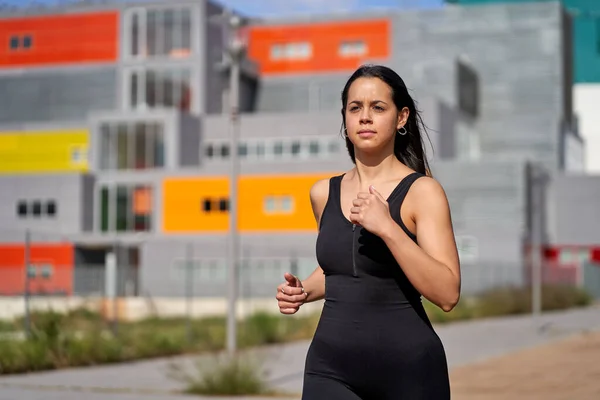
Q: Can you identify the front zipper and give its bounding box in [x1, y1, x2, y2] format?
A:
[352, 223, 358, 277]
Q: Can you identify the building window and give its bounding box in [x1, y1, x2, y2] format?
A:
[203, 137, 343, 162]
[264, 196, 277, 213]
[220, 144, 230, 158]
[46, 201, 57, 217]
[128, 7, 193, 59]
[205, 144, 214, 158]
[100, 188, 109, 232]
[32, 201, 42, 217]
[200, 197, 230, 213]
[99, 122, 165, 171]
[99, 184, 153, 233]
[22, 35, 32, 49]
[218, 198, 229, 212]
[129, 68, 193, 111]
[238, 143, 248, 157]
[291, 141, 301, 155]
[264, 195, 294, 214]
[280, 196, 294, 213]
[339, 41, 367, 58]
[309, 141, 320, 155]
[17, 200, 58, 218]
[17, 201, 27, 217]
[70, 144, 88, 166]
[270, 42, 312, 61]
[9, 35, 19, 50]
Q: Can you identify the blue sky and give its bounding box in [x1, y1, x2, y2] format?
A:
[5, 0, 445, 18]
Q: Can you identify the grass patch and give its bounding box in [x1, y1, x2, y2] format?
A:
[169, 352, 275, 396]
[425, 284, 593, 323]
[0, 308, 319, 375]
[0, 283, 592, 378]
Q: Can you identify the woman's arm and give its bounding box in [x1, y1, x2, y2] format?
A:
[276, 178, 329, 313]
[300, 178, 330, 302]
[379, 178, 461, 311]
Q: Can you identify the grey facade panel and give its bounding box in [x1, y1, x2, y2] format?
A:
[81, 175, 96, 232]
[0, 68, 118, 124]
[433, 160, 527, 263]
[179, 114, 202, 167]
[256, 74, 349, 113]
[548, 174, 600, 245]
[204, 0, 227, 115]
[388, 2, 569, 170]
[204, 111, 343, 140]
[140, 234, 320, 297]
[0, 174, 87, 242]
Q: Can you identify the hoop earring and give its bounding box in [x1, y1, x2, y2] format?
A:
[344, 127, 348, 137]
[397, 126, 407, 136]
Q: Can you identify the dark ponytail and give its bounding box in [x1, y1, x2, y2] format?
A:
[340, 64, 431, 176]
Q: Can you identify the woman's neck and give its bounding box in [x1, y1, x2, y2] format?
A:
[353, 152, 400, 184]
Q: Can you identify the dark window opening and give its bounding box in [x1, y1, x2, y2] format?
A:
[206, 144, 214, 158]
[46, 201, 57, 217]
[220, 144, 230, 158]
[202, 199, 212, 212]
[32, 201, 42, 217]
[9, 36, 19, 49]
[291, 142, 301, 155]
[23, 35, 32, 49]
[218, 198, 229, 212]
[274, 142, 284, 155]
[17, 201, 27, 217]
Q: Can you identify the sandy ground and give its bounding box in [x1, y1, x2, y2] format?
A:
[450, 330, 600, 400]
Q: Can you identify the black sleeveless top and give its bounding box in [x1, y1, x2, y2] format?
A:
[315, 172, 425, 305]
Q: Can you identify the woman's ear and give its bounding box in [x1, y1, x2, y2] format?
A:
[397, 106, 410, 129]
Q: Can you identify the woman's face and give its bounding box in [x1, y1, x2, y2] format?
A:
[344, 77, 408, 156]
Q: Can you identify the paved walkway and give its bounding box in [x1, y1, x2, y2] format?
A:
[1, 305, 599, 400]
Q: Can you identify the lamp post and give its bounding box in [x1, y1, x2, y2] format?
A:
[212, 9, 247, 356]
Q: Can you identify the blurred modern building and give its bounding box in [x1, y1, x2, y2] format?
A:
[0, 0, 598, 299]
[446, 0, 600, 173]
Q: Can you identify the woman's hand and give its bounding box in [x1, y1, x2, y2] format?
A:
[276, 272, 308, 315]
[349, 185, 395, 237]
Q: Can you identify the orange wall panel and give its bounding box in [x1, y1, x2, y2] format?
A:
[162, 174, 338, 233]
[0, 11, 118, 67]
[248, 19, 390, 75]
[238, 174, 333, 232]
[0, 244, 74, 295]
[163, 177, 230, 233]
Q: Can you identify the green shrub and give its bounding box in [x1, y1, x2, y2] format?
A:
[475, 284, 592, 318]
[239, 312, 284, 346]
[170, 353, 272, 396]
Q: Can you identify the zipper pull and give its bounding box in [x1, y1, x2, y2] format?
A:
[352, 223, 356, 231]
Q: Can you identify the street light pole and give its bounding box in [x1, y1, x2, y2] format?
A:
[223, 11, 246, 356]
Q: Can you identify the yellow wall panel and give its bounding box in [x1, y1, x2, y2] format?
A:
[0, 129, 89, 174]
[162, 177, 230, 233]
[162, 173, 337, 233]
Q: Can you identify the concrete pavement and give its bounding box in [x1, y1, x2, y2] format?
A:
[1, 304, 599, 399]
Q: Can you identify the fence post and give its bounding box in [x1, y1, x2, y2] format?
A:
[24, 229, 31, 339]
[105, 246, 117, 335]
[185, 242, 194, 346]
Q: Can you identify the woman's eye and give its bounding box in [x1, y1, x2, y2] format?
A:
[349, 106, 360, 112]
[373, 106, 384, 111]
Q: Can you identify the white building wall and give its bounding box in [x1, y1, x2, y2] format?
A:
[574, 84, 600, 174]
